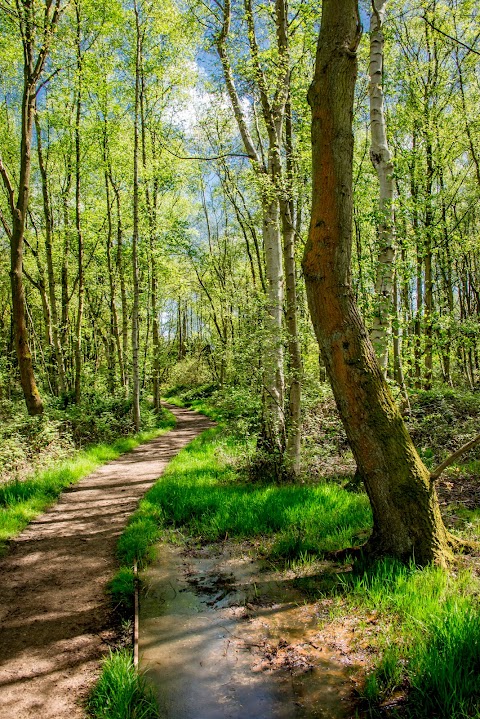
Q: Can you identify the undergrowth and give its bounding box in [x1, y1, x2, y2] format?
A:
[111, 386, 480, 719]
[87, 650, 158, 719]
[110, 424, 371, 607]
[0, 394, 166, 485]
[341, 559, 480, 718]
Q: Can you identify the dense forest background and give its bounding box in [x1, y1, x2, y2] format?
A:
[0, 0, 479, 481]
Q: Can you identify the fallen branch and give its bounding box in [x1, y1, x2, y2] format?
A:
[430, 433, 480, 481]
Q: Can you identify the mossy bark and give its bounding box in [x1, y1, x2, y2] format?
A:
[302, 0, 451, 566]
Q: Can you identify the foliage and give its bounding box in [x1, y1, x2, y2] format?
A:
[117, 426, 371, 569]
[406, 389, 480, 466]
[0, 394, 174, 485]
[108, 567, 136, 613]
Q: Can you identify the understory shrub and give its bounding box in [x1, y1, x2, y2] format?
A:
[0, 394, 168, 484]
[117, 427, 371, 568]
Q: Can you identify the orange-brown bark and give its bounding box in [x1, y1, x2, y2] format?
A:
[302, 0, 451, 565]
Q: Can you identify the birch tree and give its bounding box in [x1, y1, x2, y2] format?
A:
[216, 0, 302, 470]
[368, 0, 395, 374]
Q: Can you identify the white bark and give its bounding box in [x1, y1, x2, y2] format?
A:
[262, 194, 285, 450]
[216, 0, 285, 452]
[369, 0, 395, 373]
[132, 0, 141, 431]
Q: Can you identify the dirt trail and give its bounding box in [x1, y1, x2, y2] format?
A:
[0, 405, 213, 719]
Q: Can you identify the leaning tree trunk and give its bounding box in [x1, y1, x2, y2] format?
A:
[368, 0, 395, 374]
[302, 0, 451, 565]
[3, 98, 43, 414]
[0, 0, 63, 415]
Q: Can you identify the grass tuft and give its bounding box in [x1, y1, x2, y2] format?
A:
[108, 567, 136, 613]
[344, 559, 480, 718]
[87, 650, 158, 719]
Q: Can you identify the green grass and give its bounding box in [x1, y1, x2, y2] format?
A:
[162, 393, 221, 421]
[0, 411, 176, 553]
[107, 403, 480, 719]
[87, 650, 158, 719]
[113, 425, 371, 586]
[341, 559, 480, 718]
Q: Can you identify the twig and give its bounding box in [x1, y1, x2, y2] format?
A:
[160, 141, 249, 162]
[430, 433, 480, 481]
[423, 16, 480, 58]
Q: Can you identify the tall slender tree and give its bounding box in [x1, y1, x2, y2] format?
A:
[0, 1, 65, 415]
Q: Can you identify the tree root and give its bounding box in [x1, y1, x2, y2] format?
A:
[447, 532, 480, 556]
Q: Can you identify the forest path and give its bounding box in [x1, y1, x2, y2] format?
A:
[0, 405, 213, 719]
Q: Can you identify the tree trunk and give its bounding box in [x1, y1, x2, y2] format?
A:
[110, 178, 128, 390]
[11, 156, 44, 415]
[35, 110, 67, 395]
[368, 0, 395, 374]
[423, 134, 434, 390]
[217, 0, 286, 456]
[104, 169, 119, 395]
[61, 161, 71, 372]
[302, 0, 451, 565]
[74, 2, 84, 404]
[140, 73, 161, 412]
[103, 123, 122, 395]
[260, 194, 285, 453]
[0, 3, 49, 414]
[131, 0, 142, 431]
[282, 99, 302, 474]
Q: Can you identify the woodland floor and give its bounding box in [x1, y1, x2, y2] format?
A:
[0, 405, 213, 719]
[1, 402, 479, 719]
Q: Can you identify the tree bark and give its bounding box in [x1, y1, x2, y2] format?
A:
[74, 1, 84, 404]
[368, 0, 395, 374]
[216, 0, 292, 457]
[0, 0, 65, 415]
[110, 177, 129, 390]
[302, 0, 451, 565]
[282, 99, 302, 474]
[131, 0, 142, 431]
[35, 110, 67, 395]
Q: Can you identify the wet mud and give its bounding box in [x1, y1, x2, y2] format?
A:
[139, 542, 365, 719]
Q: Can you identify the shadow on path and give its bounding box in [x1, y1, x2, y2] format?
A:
[0, 405, 213, 719]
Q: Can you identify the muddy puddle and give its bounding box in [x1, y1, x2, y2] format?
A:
[139, 542, 365, 718]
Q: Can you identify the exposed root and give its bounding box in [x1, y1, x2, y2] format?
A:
[447, 532, 480, 556]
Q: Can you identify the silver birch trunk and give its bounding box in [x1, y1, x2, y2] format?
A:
[369, 0, 395, 373]
[132, 0, 141, 431]
[216, 0, 285, 453]
[262, 194, 285, 451]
